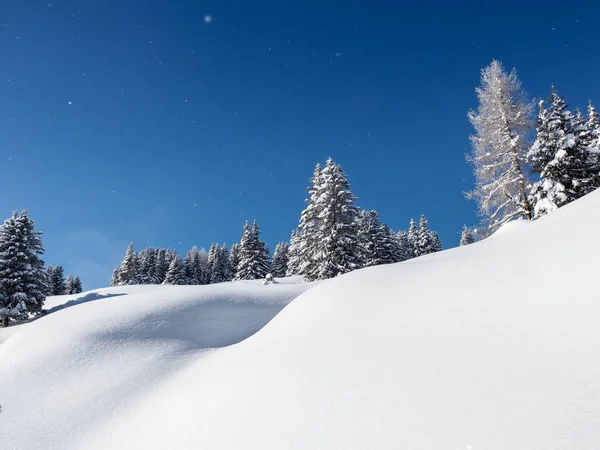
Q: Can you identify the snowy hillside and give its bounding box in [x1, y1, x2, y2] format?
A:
[3, 192, 600, 449]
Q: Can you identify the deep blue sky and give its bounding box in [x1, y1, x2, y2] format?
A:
[1, 1, 599, 289]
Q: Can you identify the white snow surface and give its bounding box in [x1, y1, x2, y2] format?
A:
[4, 190, 600, 449]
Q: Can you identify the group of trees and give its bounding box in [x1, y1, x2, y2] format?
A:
[112, 159, 445, 286]
[287, 158, 443, 281]
[47, 265, 83, 296]
[467, 60, 600, 231]
[111, 220, 285, 286]
[0, 210, 82, 327]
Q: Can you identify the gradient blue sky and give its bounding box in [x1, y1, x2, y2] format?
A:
[1, 0, 599, 289]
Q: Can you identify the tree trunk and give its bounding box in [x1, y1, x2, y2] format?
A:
[1, 316, 9, 328]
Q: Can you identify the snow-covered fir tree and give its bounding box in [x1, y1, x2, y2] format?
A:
[527, 88, 600, 217]
[396, 230, 414, 261]
[271, 242, 289, 277]
[47, 265, 66, 295]
[65, 275, 76, 294]
[0, 211, 47, 327]
[460, 226, 476, 246]
[228, 243, 240, 279]
[207, 243, 219, 283]
[466, 60, 534, 229]
[73, 276, 83, 293]
[184, 246, 205, 285]
[289, 164, 323, 281]
[286, 229, 301, 276]
[415, 215, 435, 257]
[110, 266, 121, 286]
[220, 245, 234, 281]
[235, 220, 271, 280]
[118, 242, 140, 285]
[138, 247, 158, 284]
[407, 218, 418, 257]
[429, 231, 443, 253]
[164, 253, 186, 285]
[154, 248, 169, 284]
[312, 158, 361, 280]
[358, 210, 403, 267]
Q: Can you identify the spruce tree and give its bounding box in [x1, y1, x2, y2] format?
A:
[73, 276, 83, 293]
[207, 243, 220, 283]
[289, 164, 323, 281]
[408, 219, 418, 257]
[313, 158, 361, 280]
[220, 244, 234, 282]
[429, 231, 443, 253]
[415, 215, 435, 257]
[235, 220, 271, 280]
[396, 230, 414, 261]
[0, 211, 47, 326]
[466, 60, 534, 229]
[154, 248, 169, 284]
[110, 266, 121, 286]
[118, 242, 140, 285]
[286, 229, 301, 276]
[164, 253, 186, 285]
[272, 242, 289, 277]
[228, 243, 240, 279]
[50, 265, 66, 295]
[65, 274, 76, 294]
[184, 246, 204, 285]
[528, 88, 599, 217]
[460, 226, 476, 246]
[138, 247, 158, 284]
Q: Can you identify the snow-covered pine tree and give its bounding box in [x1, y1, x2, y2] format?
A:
[408, 219, 418, 257]
[313, 158, 361, 280]
[65, 275, 77, 294]
[235, 220, 271, 280]
[154, 248, 169, 284]
[164, 253, 186, 285]
[289, 164, 323, 281]
[527, 88, 599, 217]
[414, 215, 435, 257]
[197, 247, 209, 284]
[396, 230, 414, 261]
[460, 226, 476, 246]
[138, 247, 158, 284]
[466, 60, 534, 230]
[220, 244, 234, 282]
[357, 211, 404, 266]
[50, 264, 66, 295]
[73, 276, 83, 293]
[45, 266, 56, 295]
[0, 211, 47, 326]
[228, 243, 240, 279]
[184, 246, 204, 285]
[429, 231, 443, 253]
[110, 266, 121, 286]
[272, 242, 289, 277]
[207, 243, 220, 283]
[285, 229, 301, 276]
[118, 242, 140, 285]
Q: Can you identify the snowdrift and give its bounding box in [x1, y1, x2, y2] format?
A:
[0, 278, 313, 450]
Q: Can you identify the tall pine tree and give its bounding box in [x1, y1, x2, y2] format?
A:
[235, 220, 271, 280]
[0, 211, 47, 326]
[272, 242, 289, 277]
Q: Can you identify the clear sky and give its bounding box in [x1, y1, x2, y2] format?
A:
[1, 0, 599, 289]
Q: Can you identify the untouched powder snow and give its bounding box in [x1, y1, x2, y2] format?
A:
[0, 277, 313, 450]
[3, 190, 600, 449]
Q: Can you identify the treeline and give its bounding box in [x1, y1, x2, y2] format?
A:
[112, 158, 444, 285]
[0, 211, 83, 327]
[466, 60, 600, 232]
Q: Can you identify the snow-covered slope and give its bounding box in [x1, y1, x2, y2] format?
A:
[3, 191, 600, 449]
[0, 278, 313, 450]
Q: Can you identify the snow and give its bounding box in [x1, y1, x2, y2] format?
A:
[3, 190, 600, 449]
